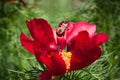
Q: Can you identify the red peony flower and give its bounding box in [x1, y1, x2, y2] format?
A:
[20, 18, 108, 80]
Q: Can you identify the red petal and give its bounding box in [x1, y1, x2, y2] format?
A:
[26, 18, 55, 42]
[93, 33, 109, 46]
[50, 52, 66, 75]
[20, 32, 34, 54]
[35, 51, 66, 75]
[35, 51, 66, 76]
[65, 22, 96, 42]
[35, 54, 52, 68]
[33, 39, 57, 67]
[57, 36, 66, 51]
[70, 47, 101, 70]
[68, 31, 90, 51]
[38, 71, 52, 80]
[68, 31, 101, 70]
[25, 18, 57, 54]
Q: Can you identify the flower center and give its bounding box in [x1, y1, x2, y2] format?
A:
[60, 52, 72, 72]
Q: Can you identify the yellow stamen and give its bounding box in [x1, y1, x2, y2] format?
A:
[60, 52, 72, 72]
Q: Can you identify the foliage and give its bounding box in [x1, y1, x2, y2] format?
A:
[0, 0, 119, 80]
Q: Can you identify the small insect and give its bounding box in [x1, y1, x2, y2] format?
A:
[56, 23, 68, 36]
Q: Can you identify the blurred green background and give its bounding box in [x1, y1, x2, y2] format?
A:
[0, 0, 120, 80]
